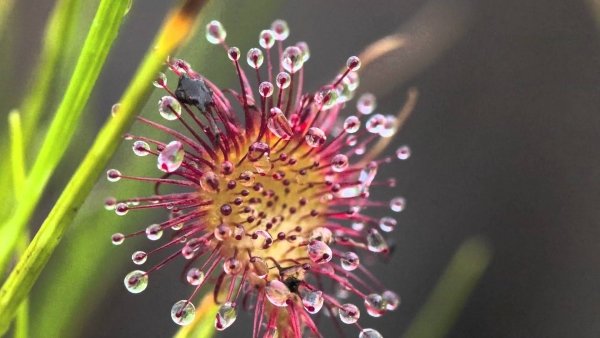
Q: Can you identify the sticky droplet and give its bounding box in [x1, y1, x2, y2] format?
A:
[301, 290, 324, 314]
[359, 328, 383, 338]
[132, 251, 147, 265]
[124, 270, 148, 293]
[186, 268, 205, 285]
[171, 300, 195, 326]
[145, 224, 163, 240]
[265, 280, 291, 307]
[206, 20, 226, 44]
[157, 141, 184, 173]
[339, 303, 360, 324]
[307, 240, 332, 264]
[340, 251, 360, 271]
[215, 302, 237, 330]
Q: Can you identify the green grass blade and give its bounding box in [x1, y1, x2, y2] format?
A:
[403, 237, 492, 338]
[8, 111, 29, 338]
[21, 0, 81, 142]
[0, 0, 129, 273]
[0, 0, 209, 334]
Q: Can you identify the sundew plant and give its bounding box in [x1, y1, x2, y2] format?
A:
[0, 1, 490, 338]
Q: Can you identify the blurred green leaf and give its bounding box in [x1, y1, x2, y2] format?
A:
[0, 0, 211, 335]
[403, 237, 492, 338]
[0, 0, 131, 333]
[0, 0, 128, 274]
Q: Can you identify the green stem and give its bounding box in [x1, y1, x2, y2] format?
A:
[0, 0, 128, 274]
[403, 237, 492, 338]
[0, 0, 209, 334]
[8, 111, 29, 338]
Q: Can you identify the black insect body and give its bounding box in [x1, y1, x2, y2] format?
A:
[175, 75, 214, 112]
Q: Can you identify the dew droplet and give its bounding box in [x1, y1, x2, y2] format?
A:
[171, 300, 195, 326]
[223, 257, 243, 275]
[367, 229, 388, 253]
[379, 217, 397, 233]
[215, 302, 237, 330]
[111, 103, 120, 117]
[228, 47, 240, 61]
[145, 224, 163, 240]
[111, 233, 125, 245]
[259, 29, 275, 49]
[281, 46, 303, 73]
[271, 19, 289, 41]
[157, 141, 184, 173]
[239, 170, 255, 187]
[382, 290, 400, 311]
[186, 268, 205, 285]
[364, 293, 387, 317]
[276, 72, 291, 89]
[359, 328, 383, 338]
[259, 81, 274, 97]
[366, 114, 386, 134]
[379, 115, 397, 138]
[344, 116, 360, 134]
[158, 96, 182, 121]
[319, 88, 340, 110]
[214, 224, 232, 241]
[339, 303, 360, 324]
[206, 20, 226, 44]
[307, 240, 332, 264]
[124, 270, 148, 293]
[265, 280, 291, 307]
[305, 127, 327, 147]
[105, 197, 117, 210]
[199, 171, 220, 193]
[267, 107, 293, 140]
[302, 290, 324, 314]
[310, 227, 333, 244]
[390, 197, 406, 212]
[331, 154, 349, 173]
[250, 257, 269, 278]
[296, 41, 310, 62]
[346, 56, 361, 71]
[132, 140, 150, 156]
[181, 238, 203, 259]
[340, 251, 360, 271]
[106, 169, 121, 182]
[246, 48, 264, 68]
[115, 203, 129, 216]
[357, 93, 377, 115]
[396, 145, 411, 160]
[153, 72, 167, 88]
[132, 251, 147, 265]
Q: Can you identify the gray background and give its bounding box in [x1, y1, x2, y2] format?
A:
[8, 0, 600, 337]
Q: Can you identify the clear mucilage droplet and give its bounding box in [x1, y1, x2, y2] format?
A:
[132, 251, 147, 265]
[367, 229, 388, 253]
[344, 116, 360, 133]
[171, 300, 196, 326]
[206, 20, 226, 44]
[132, 140, 150, 156]
[215, 302, 237, 331]
[281, 46, 303, 73]
[106, 169, 121, 182]
[276, 72, 291, 89]
[251, 257, 269, 278]
[364, 293, 387, 317]
[305, 127, 326, 147]
[259, 30, 275, 49]
[340, 251, 360, 271]
[382, 290, 400, 311]
[271, 19, 289, 41]
[145, 224, 163, 240]
[339, 303, 360, 324]
[378, 217, 397, 233]
[319, 88, 340, 110]
[357, 93, 376, 115]
[267, 107, 293, 140]
[359, 328, 384, 338]
[111, 233, 125, 245]
[396, 145, 411, 160]
[247, 48, 264, 68]
[265, 280, 291, 307]
[223, 257, 243, 275]
[152, 72, 167, 88]
[307, 240, 332, 264]
[157, 141, 184, 173]
[331, 154, 349, 173]
[390, 197, 406, 212]
[124, 270, 148, 294]
[301, 290, 324, 314]
[259, 81, 274, 97]
[186, 268, 205, 285]
[158, 96, 182, 120]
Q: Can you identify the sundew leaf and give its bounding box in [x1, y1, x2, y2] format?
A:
[0, 0, 210, 335]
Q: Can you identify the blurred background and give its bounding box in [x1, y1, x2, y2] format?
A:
[2, 0, 599, 337]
